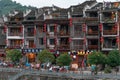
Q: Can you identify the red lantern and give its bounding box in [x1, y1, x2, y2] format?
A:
[5, 39, 8, 44]
[54, 38, 57, 45]
[82, 24, 86, 32]
[34, 27, 36, 35]
[22, 39, 24, 43]
[44, 24, 46, 32]
[54, 24, 57, 32]
[20, 26, 23, 33]
[44, 37, 46, 44]
[4, 25, 7, 33]
[69, 37, 72, 43]
[100, 37, 104, 42]
[69, 18, 72, 27]
[116, 36, 119, 43]
[83, 38, 86, 44]
[33, 44, 36, 48]
[114, 23, 118, 31]
[99, 23, 102, 32]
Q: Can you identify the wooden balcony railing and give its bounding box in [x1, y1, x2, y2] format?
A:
[57, 44, 70, 50]
[72, 17, 85, 23]
[103, 30, 117, 35]
[7, 45, 22, 48]
[87, 31, 98, 35]
[72, 45, 84, 50]
[73, 32, 84, 37]
[88, 45, 98, 49]
[57, 32, 70, 36]
[103, 43, 118, 48]
[8, 33, 23, 36]
[85, 17, 98, 21]
[102, 18, 116, 22]
[27, 33, 34, 36]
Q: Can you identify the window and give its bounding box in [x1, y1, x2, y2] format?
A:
[49, 26, 54, 32]
[49, 39, 55, 45]
[39, 38, 43, 45]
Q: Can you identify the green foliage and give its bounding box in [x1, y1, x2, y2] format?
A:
[37, 49, 55, 63]
[6, 49, 22, 63]
[87, 51, 107, 65]
[104, 66, 112, 73]
[107, 50, 120, 67]
[56, 53, 72, 66]
[0, 0, 36, 16]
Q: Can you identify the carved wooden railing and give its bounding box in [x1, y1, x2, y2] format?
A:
[87, 31, 98, 35]
[103, 30, 117, 35]
[88, 45, 98, 49]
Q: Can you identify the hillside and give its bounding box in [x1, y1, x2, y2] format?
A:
[0, 0, 36, 16]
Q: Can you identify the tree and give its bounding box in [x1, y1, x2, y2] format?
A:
[37, 49, 55, 64]
[6, 49, 22, 63]
[107, 50, 120, 67]
[56, 53, 72, 66]
[87, 51, 107, 66]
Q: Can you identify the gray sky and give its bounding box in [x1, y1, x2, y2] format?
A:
[12, 0, 117, 8]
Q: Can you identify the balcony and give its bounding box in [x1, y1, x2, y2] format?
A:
[103, 30, 117, 35]
[88, 45, 98, 50]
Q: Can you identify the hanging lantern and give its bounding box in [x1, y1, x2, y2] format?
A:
[44, 37, 46, 45]
[22, 39, 24, 43]
[5, 39, 8, 44]
[54, 24, 57, 32]
[34, 27, 36, 35]
[82, 24, 86, 32]
[114, 23, 118, 31]
[99, 23, 102, 32]
[69, 18, 72, 27]
[43, 24, 46, 32]
[83, 38, 86, 44]
[100, 37, 104, 42]
[54, 37, 57, 45]
[20, 25, 23, 33]
[33, 44, 36, 48]
[4, 25, 7, 33]
[116, 36, 119, 43]
[69, 37, 72, 43]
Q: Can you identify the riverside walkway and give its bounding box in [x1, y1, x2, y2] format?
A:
[0, 68, 120, 80]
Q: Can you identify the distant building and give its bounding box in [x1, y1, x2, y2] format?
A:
[2, 1, 120, 64]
